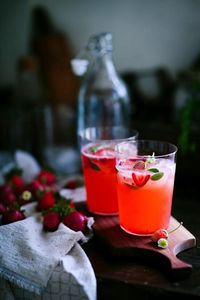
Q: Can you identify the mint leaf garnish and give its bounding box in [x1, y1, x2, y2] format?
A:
[89, 146, 98, 153]
[151, 172, 164, 181]
[90, 161, 101, 171]
[148, 168, 159, 173]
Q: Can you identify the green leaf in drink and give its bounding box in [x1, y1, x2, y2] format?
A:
[89, 161, 101, 171]
[148, 168, 159, 173]
[89, 146, 98, 153]
[151, 172, 164, 181]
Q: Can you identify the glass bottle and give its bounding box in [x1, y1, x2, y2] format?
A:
[75, 32, 131, 142]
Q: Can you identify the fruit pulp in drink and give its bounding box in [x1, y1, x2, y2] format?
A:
[81, 143, 118, 215]
[116, 158, 176, 235]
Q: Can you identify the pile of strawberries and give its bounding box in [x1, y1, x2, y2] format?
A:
[0, 168, 88, 233]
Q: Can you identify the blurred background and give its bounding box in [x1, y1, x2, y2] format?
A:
[0, 0, 200, 184]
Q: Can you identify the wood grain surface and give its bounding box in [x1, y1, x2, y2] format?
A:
[92, 215, 196, 279]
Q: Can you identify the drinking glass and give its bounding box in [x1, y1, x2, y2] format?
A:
[80, 126, 138, 215]
[115, 140, 177, 235]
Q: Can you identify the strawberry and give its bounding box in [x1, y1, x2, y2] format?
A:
[43, 211, 61, 232]
[37, 170, 56, 185]
[0, 185, 17, 207]
[64, 179, 77, 189]
[94, 147, 116, 173]
[26, 179, 44, 192]
[9, 175, 25, 195]
[37, 191, 55, 211]
[132, 172, 150, 187]
[95, 147, 115, 157]
[2, 209, 25, 224]
[63, 211, 87, 232]
[26, 179, 44, 200]
[69, 202, 75, 209]
[151, 229, 168, 242]
[151, 222, 183, 248]
[64, 178, 84, 190]
[4, 191, 17, 207]
[130, 158, 145, 162]
[133, 160, 146, 170]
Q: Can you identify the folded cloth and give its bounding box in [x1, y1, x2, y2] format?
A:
[0, 206, 96, 299]
[0, 244, 96, 300]
[0, 150, 96, 299]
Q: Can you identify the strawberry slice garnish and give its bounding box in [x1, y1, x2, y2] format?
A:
[133, 160, 146, 170]
[132, 172, 150, 187]
[95, 147, 115, 157]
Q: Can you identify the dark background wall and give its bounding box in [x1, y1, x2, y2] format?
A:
[1, 0, 200, 87]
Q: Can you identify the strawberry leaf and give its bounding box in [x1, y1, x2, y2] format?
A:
[151, 172, 164, 181]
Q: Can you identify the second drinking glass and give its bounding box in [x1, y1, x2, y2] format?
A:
[80, 126, 138, 215]
[115, 140, 178, 235]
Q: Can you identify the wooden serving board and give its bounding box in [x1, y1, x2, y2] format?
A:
[92, 215, 196, 280]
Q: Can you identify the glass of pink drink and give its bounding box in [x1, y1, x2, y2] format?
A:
[115, 140, 177, 235]
[80, 127, 138, 215]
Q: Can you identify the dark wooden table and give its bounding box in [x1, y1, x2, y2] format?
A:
[82, 186, 200, 300]
[79, 120, 200, 299]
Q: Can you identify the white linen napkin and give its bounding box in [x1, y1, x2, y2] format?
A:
[0, 213, 83, 292]
[0, 150, 96, 299]
[0, 205, 96, 300]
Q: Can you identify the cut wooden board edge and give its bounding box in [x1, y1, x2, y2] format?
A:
[92, 215, 196, 280]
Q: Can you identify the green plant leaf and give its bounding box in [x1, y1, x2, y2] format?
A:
[90, 161, 101, 171]
[89, 146, 98, 153]
[151, 172, 164, 181]
[148, 168, 159, 173]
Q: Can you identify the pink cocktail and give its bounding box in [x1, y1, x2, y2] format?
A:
[80, 126, 138, 215]
[82, 143, 117, 215]
[116, 140, 177, 235]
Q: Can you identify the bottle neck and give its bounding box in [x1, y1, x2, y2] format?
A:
[86, 51, 119, 87]
[96, 52, 117, 76]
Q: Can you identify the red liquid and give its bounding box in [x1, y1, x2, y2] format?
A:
[81, 144, 118, 215]
[117, 159, 175, 235]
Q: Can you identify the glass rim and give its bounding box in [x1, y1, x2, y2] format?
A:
[80, 126, 139, 143]
[116, 139, 178, 158]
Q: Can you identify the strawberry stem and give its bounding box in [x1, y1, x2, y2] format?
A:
[145, 152, 156, 167]
[168, 221, 183, 234]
